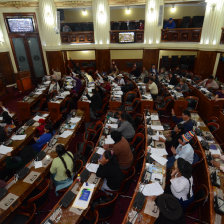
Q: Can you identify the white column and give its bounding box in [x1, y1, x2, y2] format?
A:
[0, 13, 7, 52]
[200, 0, 224, 46]
[213, 53, 220, 77]
[38, 0, 61, 48]
[92, 0, 110, 45]
[144, 0, 164, 44]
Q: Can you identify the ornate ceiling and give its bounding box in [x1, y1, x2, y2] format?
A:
[0, 0, 205, 8]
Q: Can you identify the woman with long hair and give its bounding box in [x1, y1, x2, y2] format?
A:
[50, 144, 76, 186]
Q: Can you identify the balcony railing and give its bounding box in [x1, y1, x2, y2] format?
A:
[60, 31, 94, 44]
[110, 30, 144, 43]
[161, 28, 202, 42]
[220, 28, 224, 44]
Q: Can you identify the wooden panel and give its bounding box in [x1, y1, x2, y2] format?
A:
[143, 49, 159, 70]
[46, 51, 65, 74]
[161, 28, 202, 42]
[216, 60, 224, 82]
[112, 59, 143, 72]
[194, 51, 217, 78]
[61, 31, 94, 44]
[0, 52, 14, 84]
[95, 50, 111, 73]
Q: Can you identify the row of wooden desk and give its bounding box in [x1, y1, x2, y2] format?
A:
[0, 110, 84, 223]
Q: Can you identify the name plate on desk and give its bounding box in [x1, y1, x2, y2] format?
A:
[23, 171, 41, 184]
[87, 173, 100, 187]
[69, 206, 84, 215]
[42, 157, 53, 167]
[0, 193, 19, 210]
[144, 199, 159, 218]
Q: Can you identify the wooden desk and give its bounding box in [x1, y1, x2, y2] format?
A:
[0, 111, 84, 223]
[122, 112, 166, 224]
[17, 86, 49, 121]
[173, 98, 188, 116]
[77, 100, 90, 122]
[0, 113, 50, 165]
[41, 112, 117, 224]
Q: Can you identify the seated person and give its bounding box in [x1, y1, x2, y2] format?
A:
[172, 109, 194, 132]
[109, 112, 135, 142]
[84, 72, 94, 83]
[101, 77, 111, 92]
[169, 73, 178, 86]
[52, 69, 62, 81]
[150, 64, 158, 75]
[175, 79, 189, 93]
[36, 118, 46, 136]
[32, 124, 53, 152]
[72, 74, 83, 94]
[1, 111, 15, 136]
[164, 18, 176, 29]
[0, 126, 6, 143]
[140, 67, 149, 81]
[155, 194, 185, 224]
[86, 88, 102, 120]
[146, 77, 158, 100]
[167, 131, 195, 168]
[104, 131, 133, 170]
[49, 79, 60, 94]
[211, 154, 224, 172]
[170, 158, 194, 207]
[159, 123, 185, 155]
[50, 144, 75, 186]
[42, 73, 51, 82]
[130, 63, 141, 78]
[109, 61, 119, 77]
[62, 25, 72, 32]
[199, 75, 219, 90]
[214, 87, 224, 101]
[96, 150, 124, 192]
[117, 74, 125, 86]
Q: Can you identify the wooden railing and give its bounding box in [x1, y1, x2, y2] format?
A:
[161, 28, 202, 42]
[110, 30, 144, 43]
[220, 28, 224, 44]
[60, 31, 94, 44]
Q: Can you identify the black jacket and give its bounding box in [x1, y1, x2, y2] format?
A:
[87, 92, 102, 112]
[96, 157, 124, 190]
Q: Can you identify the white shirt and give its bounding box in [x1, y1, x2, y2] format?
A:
[118, 78, 125, 85]
[175, 143, 194, 164]
[171, 176, 193, 201]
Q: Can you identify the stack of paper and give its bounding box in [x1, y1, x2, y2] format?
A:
[11, 135, 27, 141]
[151, 125, 164, 131]
[0, 145, 13, 155]
[109, 117, 118, 123]
[33, 115, 45, 121]
[151, 115, 159, 121]
[59, 130, 73, 138]
[150, 147, 168, 156]
[105, 135, 115, 144]
[140, 182, 164, 196]
[86, 163, 100, 173]
[106, 123, 118, 129]
[150, 154, 167, 166]
[70, 117, 81, 123]
[96, 147, 105, 155]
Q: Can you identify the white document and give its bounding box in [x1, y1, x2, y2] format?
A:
[33, 115, 44, 121]
[70, 117, 81, 123]
[151, 115, 159, 121]
[109, 117, 118, 123]
[42, 113, 48, 118]
[106, 123, 118, 129]
[209, 149, 221, 155]
[35, 91, 42, 95]
[150, 147, 168, 156]
[60, 130, 73, 138]
[0, 145, 13, 155]
[197, 136, 204, 142]
[96, 147, 105, 155]
[150, 154, 167, 166]
[44, 81, 51, 85]
[86, 163, 100, 173]
[140, 182, 164, 196]
[115, 91, 123, 95]
[71, 183, 95, 210]
[11, 135, 27, 141]
[105, 135, 115, 144]
[34, 161, 43, 169]
[0, 117, 2, 121]
[151, 173, 163, 183]
[151, 125, 164, 131]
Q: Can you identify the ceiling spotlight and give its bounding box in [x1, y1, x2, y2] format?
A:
[171, 5, 176, 13]
[82, 9, 87, 16]
[125, 6, 131, 15]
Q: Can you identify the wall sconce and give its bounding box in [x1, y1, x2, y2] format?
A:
[125, 6, 131, 15]
[170, 5, 176, 13]
[82, 9, 88, 16]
